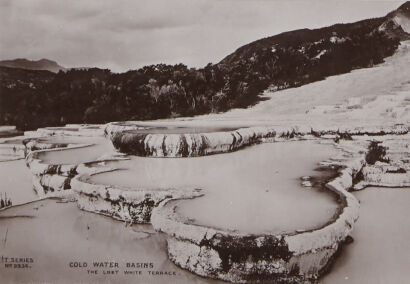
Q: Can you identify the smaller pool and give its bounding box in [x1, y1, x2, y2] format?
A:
[1, 139, 25, 144]
[44, 127, 79, 131]
[124, 125, 242, 135]
[0, 160, 37, 205]
[36, 137, 114, 165]
[87, 170, 168, 191]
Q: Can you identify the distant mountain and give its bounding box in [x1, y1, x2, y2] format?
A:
[0, 58, 66, 73]
[0, 2, 409, 130]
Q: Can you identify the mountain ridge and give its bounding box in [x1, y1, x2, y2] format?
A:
[0, 58, 66, 73]
[219, 5, 410, 67]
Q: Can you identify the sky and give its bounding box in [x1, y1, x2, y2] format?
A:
[0, 0, 406, 72]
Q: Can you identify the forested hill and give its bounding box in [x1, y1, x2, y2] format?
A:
[1, 2, 409, 130]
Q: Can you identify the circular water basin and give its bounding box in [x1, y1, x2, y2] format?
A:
[89, 140, 341, 234]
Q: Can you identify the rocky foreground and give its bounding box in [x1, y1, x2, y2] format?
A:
[0, 119, 407, 283]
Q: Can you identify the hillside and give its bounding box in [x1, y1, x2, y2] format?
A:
[0, 2, 409, 130]
[0, 58, 66, 73]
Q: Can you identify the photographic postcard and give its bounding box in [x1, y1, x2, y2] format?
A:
[0, 1, 409, 283]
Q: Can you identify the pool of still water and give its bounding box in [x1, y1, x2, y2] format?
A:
[90, 140, 340, 234]
[322, 186, 410, 284]
[0, 159, 37, 206]
[35, 136, 115, 165]
[0, 199, 223, 284]
[123, 125, 242, 134]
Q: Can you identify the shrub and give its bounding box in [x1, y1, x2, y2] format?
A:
[365, 141, 389, 165]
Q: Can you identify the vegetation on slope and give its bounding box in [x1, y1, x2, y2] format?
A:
[0, 3, 409, 130]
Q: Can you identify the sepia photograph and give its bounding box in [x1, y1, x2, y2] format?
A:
[0, 0, 409, 283]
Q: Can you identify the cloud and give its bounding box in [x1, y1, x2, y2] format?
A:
[93, 11, 193, 32]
